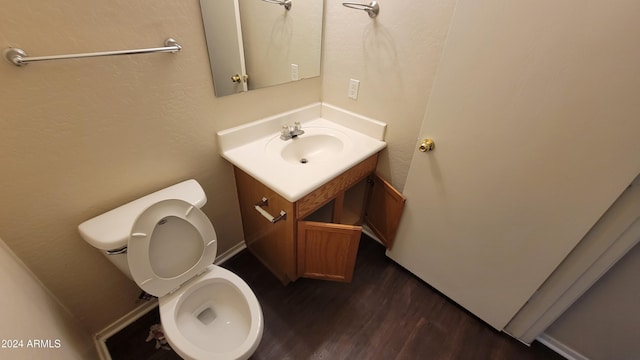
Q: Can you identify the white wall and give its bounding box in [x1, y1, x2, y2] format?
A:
[0, 238, 96, 360]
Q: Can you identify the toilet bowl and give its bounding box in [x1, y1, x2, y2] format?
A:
[159, 266, 263, 360]
[78, 179, 263, 360]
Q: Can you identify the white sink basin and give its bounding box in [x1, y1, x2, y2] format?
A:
[267, 127, 348, 165]
[281, 134, 344, 164]
[217, 103, 387, 202]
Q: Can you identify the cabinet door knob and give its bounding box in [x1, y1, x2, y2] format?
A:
[418, 138, 435, 152]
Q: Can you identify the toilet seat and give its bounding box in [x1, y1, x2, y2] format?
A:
[128, 199, 217, 297]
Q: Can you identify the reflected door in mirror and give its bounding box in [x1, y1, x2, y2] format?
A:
[200, 0, 248, 97]
[200, 0, 323, 97]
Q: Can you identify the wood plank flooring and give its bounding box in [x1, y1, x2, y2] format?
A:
[227, 236, 563, 360]
[107, 236, 563, 359]
[106, 308, 181, 360]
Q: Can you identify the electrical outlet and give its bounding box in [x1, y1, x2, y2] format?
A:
[348, 78, 360, 100]
[291, 64, 299, 80]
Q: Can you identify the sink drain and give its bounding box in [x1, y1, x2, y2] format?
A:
[300, 158, 308, 164]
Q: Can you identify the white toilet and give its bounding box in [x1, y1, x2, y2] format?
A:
[78, 179, 263, 360]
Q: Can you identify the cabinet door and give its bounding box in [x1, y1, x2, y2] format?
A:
[297, 221, 361, 282]
[365, 174, 406, 249]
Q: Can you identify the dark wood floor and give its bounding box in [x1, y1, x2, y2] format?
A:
[106, 308, 181, 360]
[107, 236, 563, 360]
[227, 236, 563, 360]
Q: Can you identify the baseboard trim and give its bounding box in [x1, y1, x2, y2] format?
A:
[214, 241, 247, 265]
[93, 241, 248, 359]
[536, 333, 589, 360]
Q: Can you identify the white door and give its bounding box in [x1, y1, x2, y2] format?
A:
[388, 0, 640, 330]
[200, 0, 248, 96]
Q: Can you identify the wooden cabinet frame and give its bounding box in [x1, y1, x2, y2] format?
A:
[233, 153, 405, 284]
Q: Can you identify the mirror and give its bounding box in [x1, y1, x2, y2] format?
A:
[200, 0, 324, 97]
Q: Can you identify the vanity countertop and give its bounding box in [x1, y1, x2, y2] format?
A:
[217, 103, 387, 202]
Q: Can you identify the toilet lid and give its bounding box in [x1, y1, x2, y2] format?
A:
[128, 199, 217, 297]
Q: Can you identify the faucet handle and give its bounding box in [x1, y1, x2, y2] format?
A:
[293, 121, 302, 132]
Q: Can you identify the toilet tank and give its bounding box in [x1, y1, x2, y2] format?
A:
[78, 179, 207, 277]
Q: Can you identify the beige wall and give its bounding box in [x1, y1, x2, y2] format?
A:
[0, 238, 96, 359]
[322, 0, 458, 190]
[241, 0, 323, 89]
[1, 0, 457, 335]
[8, 1, 637, 353]
[0, 0, 319, 333]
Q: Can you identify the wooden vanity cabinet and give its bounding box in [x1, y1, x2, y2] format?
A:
[234, 167, 297, 284]
[233, 153, 405, 285]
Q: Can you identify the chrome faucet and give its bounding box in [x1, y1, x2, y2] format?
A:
[280, 121, 305, 140]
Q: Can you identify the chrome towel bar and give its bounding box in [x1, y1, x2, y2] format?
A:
[342, 1, 379, 18]
[262, 0, 292, 11]
[3, 38, 182, 67]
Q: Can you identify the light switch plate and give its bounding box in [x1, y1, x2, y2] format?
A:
[348, 78, 360, 100]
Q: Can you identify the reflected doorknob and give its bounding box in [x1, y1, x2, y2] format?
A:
[418, 138, 435, 152]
